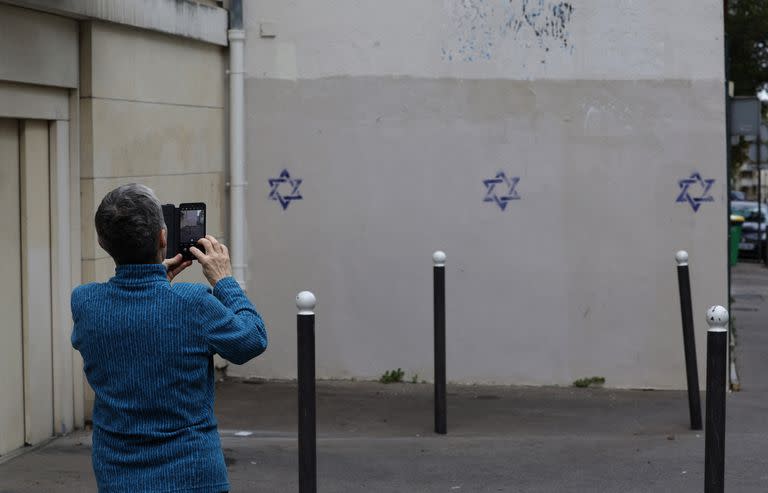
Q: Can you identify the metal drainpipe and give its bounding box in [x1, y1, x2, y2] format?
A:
[228, 0, 247, 290]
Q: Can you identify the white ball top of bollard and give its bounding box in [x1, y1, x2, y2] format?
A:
[675, 250, 689, 266]
[433, 250, 446, 267]
[296, 291, 317, 315]
[706, 305, 729, 332]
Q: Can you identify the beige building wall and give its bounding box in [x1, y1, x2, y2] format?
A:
[0, 2, 80, 450]
[78, 21, 228, 412]
[0, 3, 77, 88]
[79, 21, 228, 283]
[0, 0, 230, 449]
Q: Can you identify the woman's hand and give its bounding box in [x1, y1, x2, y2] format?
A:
[190, 235, 233, 287]
[163, 254, 193, 282]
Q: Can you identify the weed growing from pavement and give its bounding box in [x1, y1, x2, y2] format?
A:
[573, 376, 606, 388]
[379, 368, 405, 383]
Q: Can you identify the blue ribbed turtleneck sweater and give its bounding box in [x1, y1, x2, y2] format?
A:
[71, 264, 268, 493]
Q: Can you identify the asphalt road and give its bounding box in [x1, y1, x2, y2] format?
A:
[2, 263, 767, 492]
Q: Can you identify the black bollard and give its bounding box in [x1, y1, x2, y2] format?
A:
[704, 305, 728, 493]
[296, 291, 317, 493]
[433, 251, 447, 435]
[675, 251, 702, 430]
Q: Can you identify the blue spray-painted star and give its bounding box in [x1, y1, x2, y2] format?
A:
[269, 169, 303, 210]
[676, 172, 715, 212]
[483, 172, 521, 211]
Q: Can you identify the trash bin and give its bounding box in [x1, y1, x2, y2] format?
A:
[730, 214, 744, 266]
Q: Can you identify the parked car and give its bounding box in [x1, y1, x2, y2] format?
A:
[731, 201, 768, 260]
[731, 190, 746, 201]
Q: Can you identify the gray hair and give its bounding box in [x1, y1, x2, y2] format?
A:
[95, 183, 166, 265]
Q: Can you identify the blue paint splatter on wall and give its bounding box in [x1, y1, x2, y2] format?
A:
[504, 0, 574, 48]
[443, 0, 500, 62]
[443, 0, 574, 62]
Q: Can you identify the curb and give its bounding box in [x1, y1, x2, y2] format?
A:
[0, 437, 57, 466]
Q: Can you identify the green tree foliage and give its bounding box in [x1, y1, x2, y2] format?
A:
[727, 0, 768, 96]
[730, 136, 750, 188]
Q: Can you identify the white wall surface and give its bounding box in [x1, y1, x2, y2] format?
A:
[243, 0, 723, 81]
[236, 0, 727, 389]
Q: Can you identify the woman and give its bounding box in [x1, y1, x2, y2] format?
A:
[72, 183, 267, 492]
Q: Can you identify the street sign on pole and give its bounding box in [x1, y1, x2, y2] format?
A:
[730, 97, 764, 263]
[730, 98, 761, 137]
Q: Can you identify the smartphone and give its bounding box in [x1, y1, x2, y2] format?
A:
[162, 204, 178, 260]
[178, 202, 206, 260]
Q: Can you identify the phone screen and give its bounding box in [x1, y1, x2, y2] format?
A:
[179, 208, 205, 244]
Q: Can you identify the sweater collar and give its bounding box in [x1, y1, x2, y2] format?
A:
[112, 263, 168, 284]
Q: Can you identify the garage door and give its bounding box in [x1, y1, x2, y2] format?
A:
[0, 118, 24, 456]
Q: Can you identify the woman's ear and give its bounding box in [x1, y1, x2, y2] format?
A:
[159, 228, 168, 250]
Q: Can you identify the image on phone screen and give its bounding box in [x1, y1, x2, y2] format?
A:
[180, 209, 205, 244]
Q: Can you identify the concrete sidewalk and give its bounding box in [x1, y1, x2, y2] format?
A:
[2, 264, 768, 492]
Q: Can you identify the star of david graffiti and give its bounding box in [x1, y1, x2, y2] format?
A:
[483, 172, 521, 211]
[676, 172, 715, 212]
[268, 169, 303, 210]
